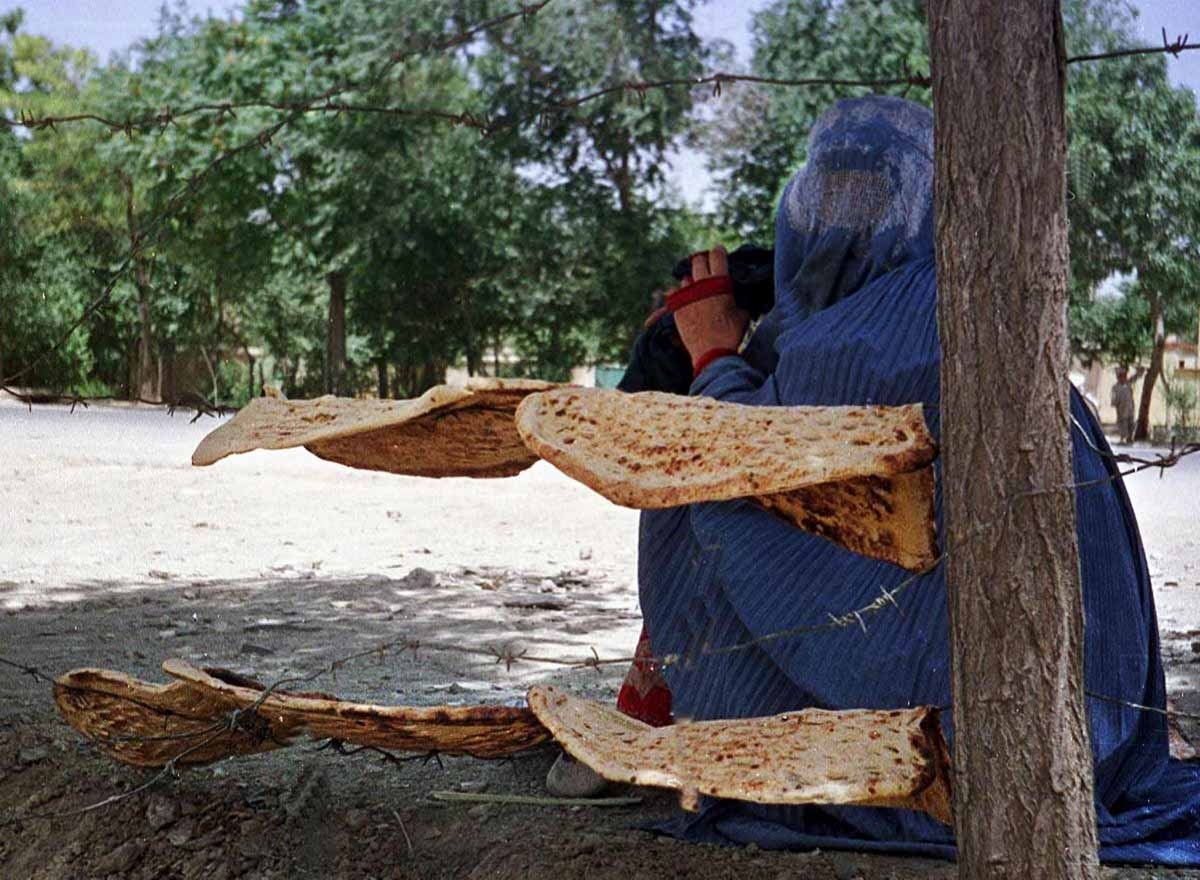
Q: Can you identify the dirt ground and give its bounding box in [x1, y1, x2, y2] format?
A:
[2, 397, 1200, 879]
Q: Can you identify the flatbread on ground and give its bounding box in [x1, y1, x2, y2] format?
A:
[191, 378, 559, 477]
[162, 660, 549, 759]
[527, 685, 952, 825]
[57, 662, 952, 824]
[515, 388, 938, 571]
[53, 666, 287, 767]
[54, 660, 550, 767]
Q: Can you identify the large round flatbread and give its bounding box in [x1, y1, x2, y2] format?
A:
[54, 660, 551, 767]
[516, 389, 938, 571]
[191, 378, 559, 478]
[527, 685, 952, 824]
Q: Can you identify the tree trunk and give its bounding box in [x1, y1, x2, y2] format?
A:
[123, 173, 157, 402]
[200, 345, 219, 407]
[1135, 292, 1164, 442]
[326, 272, 347, 396]
[159, 340, 177, 405]
[284, 359, 299, 398]
[376, 358, 390, 399]
[127, 344, 137, 400]
[244, 347, 256, 403]
[135, 276, 156, 402]
[928, 2, 1099, 878]
[461, 288, 479, 377]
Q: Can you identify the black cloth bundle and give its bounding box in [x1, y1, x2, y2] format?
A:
[618, 245, 774, 395]
[671, 244, 775, 319]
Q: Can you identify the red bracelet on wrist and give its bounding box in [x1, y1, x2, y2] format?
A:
[665, 275, 734, 312]
[692, 347, 739, 379]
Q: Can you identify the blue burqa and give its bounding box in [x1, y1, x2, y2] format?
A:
[638, 96, 1200, 864]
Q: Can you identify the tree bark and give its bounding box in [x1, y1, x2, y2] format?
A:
[928, 2, 1099, 878]
[244, 346, 256, 403]
[134, 273, 156, 401]
[1135, 292, 1164, 441]
[199, 345, 219, 407]
[376, 358, 390, 399]
[123, 174, 157, 402]
[159, 340, 176, 405]
[461, 287, 479, 377]
[326, 272, 347, 395]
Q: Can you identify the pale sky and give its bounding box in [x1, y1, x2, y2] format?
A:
[6, 0, 1200, 205]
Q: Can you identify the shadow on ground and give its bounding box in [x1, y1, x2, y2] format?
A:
[2, 570, 1199, 878]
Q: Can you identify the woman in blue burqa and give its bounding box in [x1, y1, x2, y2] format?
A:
[627, 95, 1200, 864]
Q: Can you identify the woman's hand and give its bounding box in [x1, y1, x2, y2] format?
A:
[672, 246, 750, 368]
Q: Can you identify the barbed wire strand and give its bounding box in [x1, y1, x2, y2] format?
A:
[1, 424, 1196, 691]
[0, 1, 555, 135]
[3, 32, 1198, 136]
[1, 25, 1198, 392]
[0, 430, 1196, 832]
[0, 388, 237, 421]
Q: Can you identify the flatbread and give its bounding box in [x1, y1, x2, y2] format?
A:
[191, 379, 559, 477]
[53, 666, 287, 767]
[755, 468, 938, 572]
[527, 685, 952, 824]
[515, 389, 938, 570]
[515, 389, 935, 506]
[56, 662, 952, 824]
[162, 659, 550, 759]
[54, 660, 551, 767]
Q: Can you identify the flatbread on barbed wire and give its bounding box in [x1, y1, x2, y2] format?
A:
[755, 468, 937, 572]
[54, 660, 551, 767]
[527, 685, 953, 825]
[53, 665, 287, 767]
[191, 378, 560, 478]
[56, 662, 952, 823]
[515, 388, 939, 571]
[162, 660, 549, 758]
[515, 388, 935, 505]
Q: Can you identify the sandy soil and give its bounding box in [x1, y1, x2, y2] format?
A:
[2, 397, 1199, 879]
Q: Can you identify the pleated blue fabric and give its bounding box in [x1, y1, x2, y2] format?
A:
[638, 97, 1200, 864]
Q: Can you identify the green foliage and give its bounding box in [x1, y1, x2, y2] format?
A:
[1163, 379, 1198, 437]
[1069, 283, 1151, 368]
[0, 22, 107, 388]
[0, 0, 703, 397]
[0, 231, 97, 387]
[1070, 279, 1198, 369]
[470, 0, 707, 372]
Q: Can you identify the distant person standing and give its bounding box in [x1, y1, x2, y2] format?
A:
[1111, 366, 1141, 444]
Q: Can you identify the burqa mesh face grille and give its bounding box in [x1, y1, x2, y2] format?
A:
[813, 170, 893, 231]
